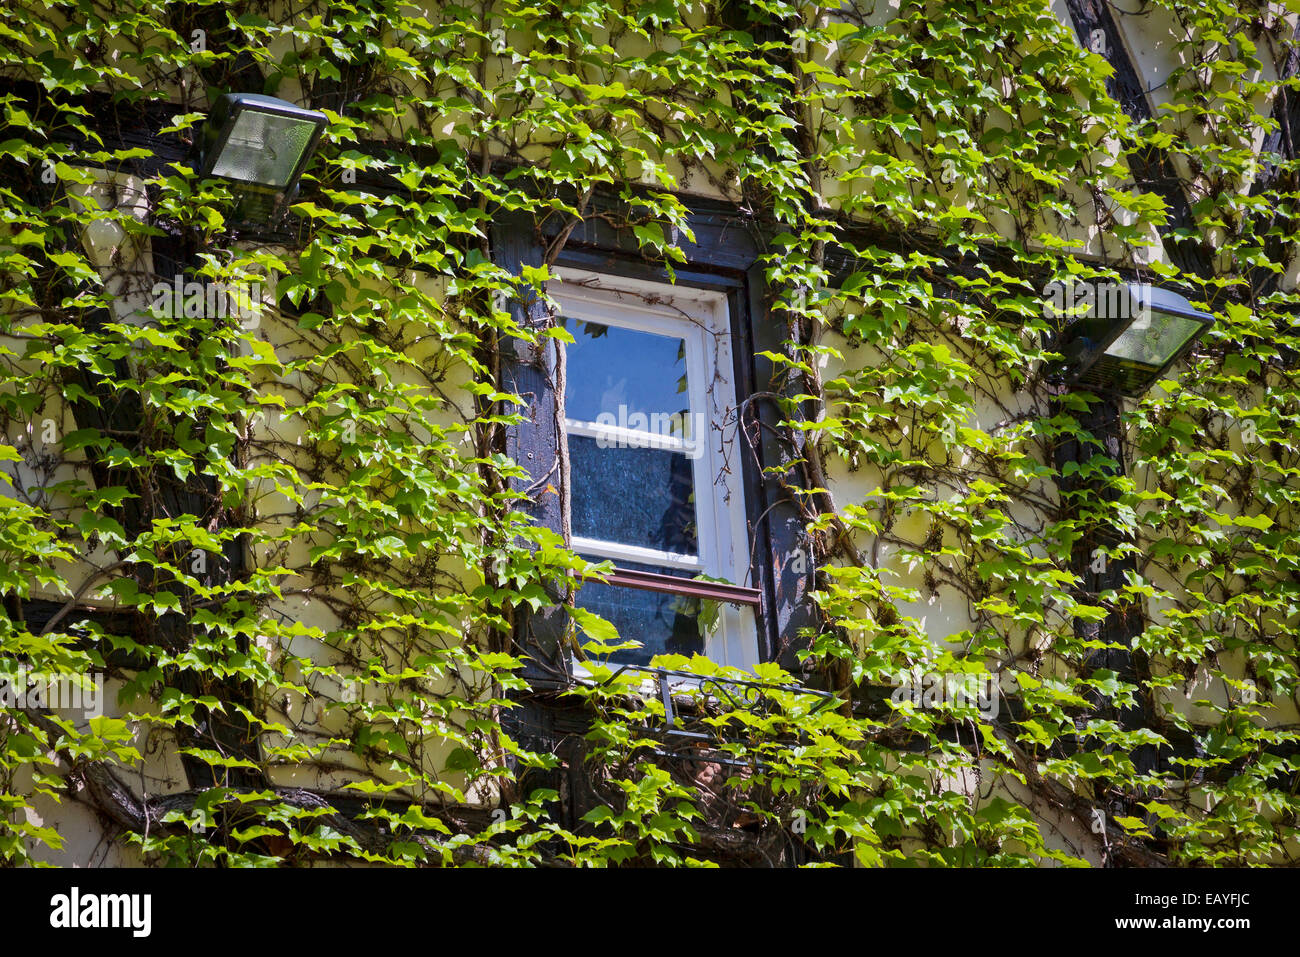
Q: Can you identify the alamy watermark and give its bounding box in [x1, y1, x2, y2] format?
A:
[1042, 280, 1152, 322]
[0, 665, 104, 718]
[889, 667, 1004, 719]
[50, 887, 150, 937]
[593, 404, 707, 460]
[150, 275, 263, 328]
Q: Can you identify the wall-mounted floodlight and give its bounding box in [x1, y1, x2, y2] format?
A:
[196, 93, 327, 223]
[1052, 281, 1215, 397]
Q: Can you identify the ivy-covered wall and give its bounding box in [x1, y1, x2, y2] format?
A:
[1, 0, 1297, 867]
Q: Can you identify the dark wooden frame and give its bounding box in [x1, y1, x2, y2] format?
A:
[492, 196, 822, 680]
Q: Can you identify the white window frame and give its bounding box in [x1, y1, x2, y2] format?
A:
[551, 267, 758, 671]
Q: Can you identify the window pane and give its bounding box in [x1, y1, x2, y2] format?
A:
[575, 557, 704, 664]
[569, 435, 698, 555]
[561, 318, 689, 426]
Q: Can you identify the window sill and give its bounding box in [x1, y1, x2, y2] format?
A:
[598, 565, 762, 609]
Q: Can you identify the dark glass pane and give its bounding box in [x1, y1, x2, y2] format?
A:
[575, 557, 704, 665]
[569, 434, 698, 555]
[561, 318, 689, 426]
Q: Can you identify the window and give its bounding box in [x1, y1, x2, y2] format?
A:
[551, 268, 759, 670]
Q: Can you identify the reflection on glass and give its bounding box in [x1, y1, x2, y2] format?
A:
[1104, 312, 1203, 366]
[570, 435, 698, 555]
[575, 557, 703, 665]
[561, 318, 689, 425]
[210, 111, 317, 186]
